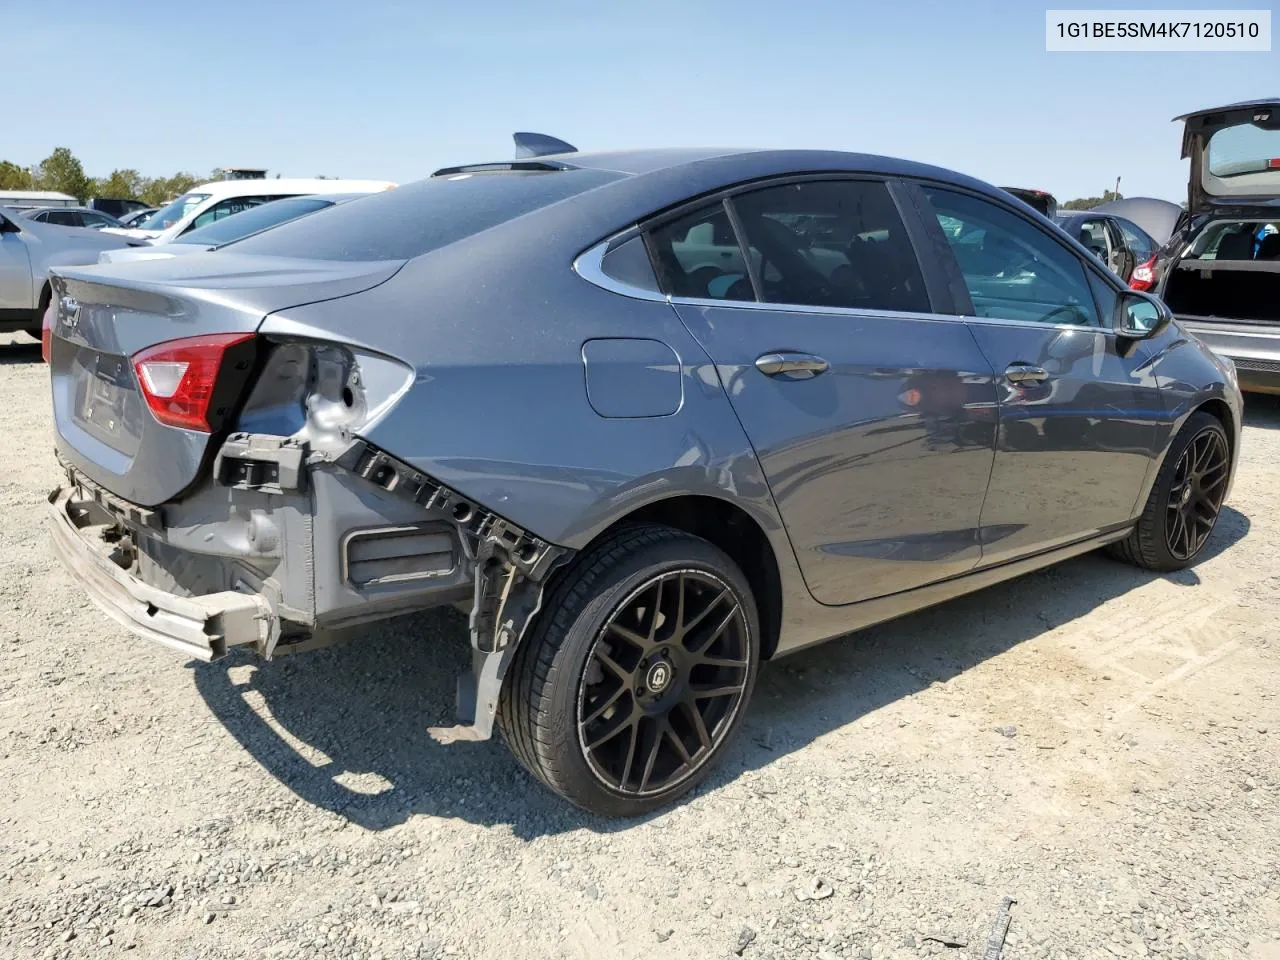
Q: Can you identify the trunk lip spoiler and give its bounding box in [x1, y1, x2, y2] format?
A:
[47, 485, 277, 661]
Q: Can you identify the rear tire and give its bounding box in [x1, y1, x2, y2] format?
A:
[1108, 411, 1231, 571]
[498, 524, 760, 816]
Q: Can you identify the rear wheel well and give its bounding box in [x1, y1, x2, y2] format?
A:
[592, 496, 783, 660]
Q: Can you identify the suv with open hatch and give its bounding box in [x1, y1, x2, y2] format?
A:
[46, 135, 1241, 815]
[1155, 99, 1280, 392]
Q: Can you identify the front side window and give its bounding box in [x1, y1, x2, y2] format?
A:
[925, 187, 1099, 327]
[647, 203, 754, 301]
[730, 180, 929, 312]
[1076, 219, 1111, 261]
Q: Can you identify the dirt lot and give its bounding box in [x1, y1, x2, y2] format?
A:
[2, 331, 1277, 960]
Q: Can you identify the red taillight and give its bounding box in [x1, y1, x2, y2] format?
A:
[132, 333, 254, 432]
[1130, 255, 1157, 292]
[1268, 158, 1280, 169]
[40, 299, 55, 363]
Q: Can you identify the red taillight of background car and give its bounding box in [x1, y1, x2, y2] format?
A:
[1130, 255, 1158, 292]
[132, 333, 255, 432]
[40, 299, 56, 363]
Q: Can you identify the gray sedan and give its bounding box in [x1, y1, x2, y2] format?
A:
[0, 204, 140, 339]
[44, 140, 1241, 815]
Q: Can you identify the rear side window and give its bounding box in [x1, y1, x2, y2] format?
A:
[230, 170, 622, 262]
[1114, 217, 1156, 260]
[731, 180, 929, 312]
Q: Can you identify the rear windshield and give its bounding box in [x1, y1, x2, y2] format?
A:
[175, 195, 333, 246]
[229, 169, 623, 262]
[1184, 220, 1280, 260]
[1208, 124, 1280, 178]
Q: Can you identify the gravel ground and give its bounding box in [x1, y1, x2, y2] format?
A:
[2, 330, 1278, 960]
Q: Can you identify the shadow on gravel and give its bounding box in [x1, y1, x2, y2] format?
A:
[0, 341, 42, 365]
[192, 507, 1250, 839]
[1243, 393, 1280, 430]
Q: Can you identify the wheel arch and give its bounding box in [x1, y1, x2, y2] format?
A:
[582, 494, 785, 662]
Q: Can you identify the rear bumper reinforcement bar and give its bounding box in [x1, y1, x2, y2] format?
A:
[47, 486, 277, 661]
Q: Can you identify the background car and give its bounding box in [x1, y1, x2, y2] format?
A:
[1054, 210, 1159, 285]
[116, 208, 158, 228]
[0, 204, 141, 339]
[1090, 196, 1184, 247]
[1001, 186, 1058, 219]
[97, 193, 373, 265]
[20, 206, 123, 230]
[88, 197, 153, 220]
[45, 139, 1240, 816]
[1155, 98, 1280, 393]
[102, 177, 397, 245]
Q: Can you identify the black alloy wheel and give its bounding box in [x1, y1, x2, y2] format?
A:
[1165, 426, 1230, 561]
[1108, 411, 1232, 572]
[577, 569, 750, 797]
[499, 525, 760, 816]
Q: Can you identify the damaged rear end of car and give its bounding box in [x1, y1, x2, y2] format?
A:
[46, 249, 569, 741]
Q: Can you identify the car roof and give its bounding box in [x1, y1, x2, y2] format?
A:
[0, 190, 78, 202]
[179, 178, 397, 199]
[21, 205, 111, 215]
[444, 146, 1002, 196]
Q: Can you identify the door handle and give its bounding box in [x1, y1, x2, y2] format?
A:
[755, 352, 830, 380]
[1004, 362, 1049, 384]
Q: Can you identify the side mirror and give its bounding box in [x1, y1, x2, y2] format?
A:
[1115, 290, 1170, 339]
[0, 215, 20, 234]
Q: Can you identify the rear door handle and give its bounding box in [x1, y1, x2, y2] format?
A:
[1004, 362, 1049, 384]
[755, 352, 829, 380]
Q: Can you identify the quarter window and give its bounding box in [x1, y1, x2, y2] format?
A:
[925, 187, 1100, 327]
[730, 180, 929, 312]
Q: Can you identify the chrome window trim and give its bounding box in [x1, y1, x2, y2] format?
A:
[573, 239, 668, 304]
[576, 237, 1116, 332]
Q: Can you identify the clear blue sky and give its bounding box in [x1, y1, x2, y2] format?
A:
[6, 0, 1276, 202]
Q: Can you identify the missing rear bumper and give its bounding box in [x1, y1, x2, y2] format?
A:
[47, 486, 279, 661]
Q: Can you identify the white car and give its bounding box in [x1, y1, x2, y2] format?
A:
[101, 177, 396, 245]
[98, 193, 376, 265]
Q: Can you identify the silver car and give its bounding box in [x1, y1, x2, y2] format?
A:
[45, 138, 1242, 816]
[0, 204, 140, 340]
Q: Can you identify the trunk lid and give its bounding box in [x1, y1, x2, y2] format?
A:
[49, 253, 403, 506]
[1175, 99, 1280, 214]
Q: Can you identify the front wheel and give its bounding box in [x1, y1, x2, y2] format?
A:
[498, 525, 760, 816]
[1108, 411, 1231, 571]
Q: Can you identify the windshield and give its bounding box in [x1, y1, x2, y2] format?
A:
[173, 196, 334, 246]
[230, 169, 623, 262]
[138, 193, 210, 231]
[1208, 124, 1280, 178]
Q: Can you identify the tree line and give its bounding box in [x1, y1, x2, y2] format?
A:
[0, 146, 205, 207]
